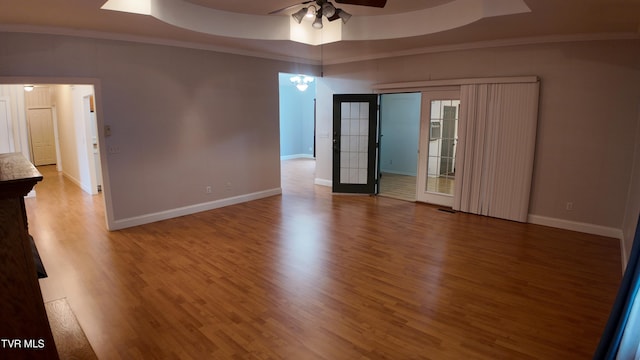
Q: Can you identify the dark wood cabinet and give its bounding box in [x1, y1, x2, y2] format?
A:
[0, 153, 58, 359]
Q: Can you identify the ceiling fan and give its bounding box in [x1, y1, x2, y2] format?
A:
[270, 0, 387, 29]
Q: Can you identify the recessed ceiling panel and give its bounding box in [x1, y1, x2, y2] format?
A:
[183, 0, 455, 15]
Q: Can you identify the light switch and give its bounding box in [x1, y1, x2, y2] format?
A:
[104, 125, 111, 137]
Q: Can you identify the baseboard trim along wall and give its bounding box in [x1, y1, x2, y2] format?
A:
[111, 188, 282, 230]
[62, 172, 83, 191]
[379, 169, 418, 177]
[528, 214, 623, 239]
[280, 154, 315, 160]
[529, 214, 626, 272]
[315, 178, 332, 187]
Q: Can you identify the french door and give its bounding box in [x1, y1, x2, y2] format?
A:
[416, 90, 460, 206]
[332, 94, 379, 194]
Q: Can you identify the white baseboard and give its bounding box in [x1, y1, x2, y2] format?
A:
[529, 215, 626, 272]
[111, 188, 282, 230]
[62, 172, 82, 189]
[380, 169, 417, 177]
[314, 178, 332, 187]
[62, 171, 96, 195]
[528, 214, 623, 239]
[281, 154, 314, 160]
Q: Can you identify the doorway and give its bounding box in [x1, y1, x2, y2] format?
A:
[0, 83, 105, 200]
[278, 72, 317, 192]
[23, 85, 104, 195]
[378, 93, 421, 201]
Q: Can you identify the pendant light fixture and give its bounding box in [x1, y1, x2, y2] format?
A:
[290, 75, 314, 92]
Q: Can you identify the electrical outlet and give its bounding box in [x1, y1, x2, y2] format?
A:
[205, 186, 212, 194]
[108, 146, 120, 154]
[225, 182, 232, 191]
[566, 202, 573, 211]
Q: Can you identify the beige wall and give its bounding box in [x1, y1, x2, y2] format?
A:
[0, 32, 318, 229]
[317, 40, 640, 235]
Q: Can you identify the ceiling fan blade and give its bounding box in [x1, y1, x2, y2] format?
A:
[268, 0, 315, 15]
[334, 0, 387, 7]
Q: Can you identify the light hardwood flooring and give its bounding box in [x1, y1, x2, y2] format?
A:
[426, 176, 455, 195]
[379, 173, 455, 202]
[28, 159, 621, 359]
[379, 173, 416, 201]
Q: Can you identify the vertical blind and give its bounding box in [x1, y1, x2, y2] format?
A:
[453, 82, 540, 222]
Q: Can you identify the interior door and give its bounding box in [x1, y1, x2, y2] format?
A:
[332, 94, 379, 194]
[416, 90, 460, 206]
[28, 108, 57, 166]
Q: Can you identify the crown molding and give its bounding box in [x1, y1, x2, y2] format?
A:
[0, 25, 322, 65]
[1, 25, 638, 67]
[322, 32, 640, 65]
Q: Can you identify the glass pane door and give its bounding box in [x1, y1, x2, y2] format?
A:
[332, 94, 379, 194]
[416, 90, 460, 206]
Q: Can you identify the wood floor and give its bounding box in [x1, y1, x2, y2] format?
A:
[28, 158, 621, 359]
[379, 173, 455, 202]
[379, 173, 416, 201]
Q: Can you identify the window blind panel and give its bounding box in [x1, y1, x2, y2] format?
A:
[454, 82, 539, 222]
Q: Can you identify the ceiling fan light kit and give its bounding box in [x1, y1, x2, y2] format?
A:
[292, 8, 308, 23]
[313, 13, 324, 29]
[335, 9, 352, 23]
[285, 0, 385, 29]
[322, 2, 336, 17]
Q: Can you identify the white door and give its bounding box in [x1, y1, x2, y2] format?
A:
[28, 108, 57, 166]
[416, 90, 460, 206]
[0, 97, 15, 154]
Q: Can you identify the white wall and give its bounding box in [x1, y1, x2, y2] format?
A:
[316, 40, 640, 237]
[51, 85, 96, 194]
